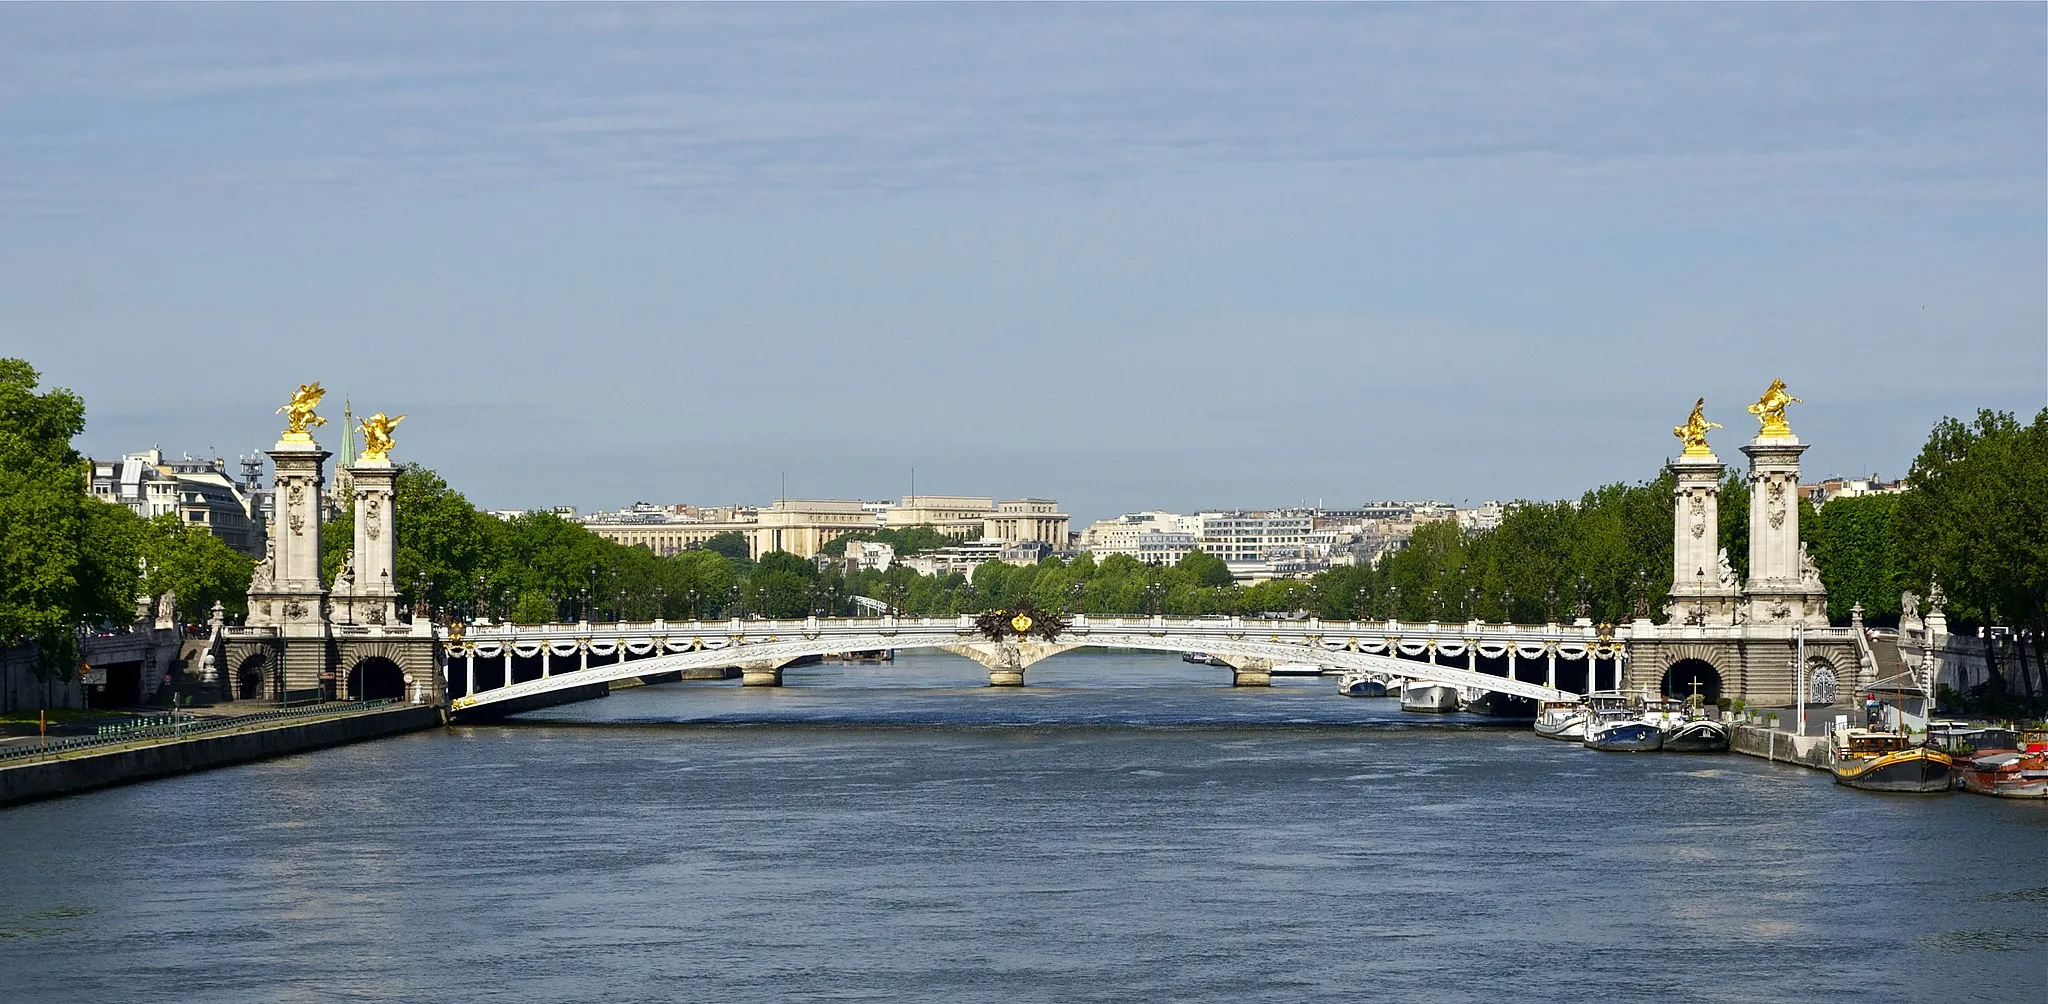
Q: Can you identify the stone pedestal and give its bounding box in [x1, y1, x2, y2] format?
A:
[1741, 435, 1829, 628]
[331, 460, 399, 626]
[1665, 453, 1741, 627]
[244, 438, 332, 698]
[740, 661, 787, 687]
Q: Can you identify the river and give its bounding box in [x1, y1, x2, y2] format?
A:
[1, 651, 2042, 1002]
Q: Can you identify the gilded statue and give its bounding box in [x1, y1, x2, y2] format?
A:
[277, 382, 328, 440]
[1747, 378, 1801, 438]
[1672, 397, 1721, 457]
[359, 412, 406, 462]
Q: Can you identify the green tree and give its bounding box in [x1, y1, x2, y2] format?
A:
[700, 531, 751, 561]
[142, 514, 255, 622]
[1177, 548, 1234, 588]
[1807, 493, 1907, 623]
[0, 359, 143, 679]
[1898, 408, 2048, 705]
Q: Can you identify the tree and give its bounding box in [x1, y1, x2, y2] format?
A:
[700, 531, 751, 561]
[0, 359, 142, 679]
[142, 514, 255, 622]
[1898, 408, 2048, 706]
[1807, 493, 1907, 623]
[1177, 548, 1235, 588]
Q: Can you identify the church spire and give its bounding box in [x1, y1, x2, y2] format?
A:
[339, 397, 357, 467]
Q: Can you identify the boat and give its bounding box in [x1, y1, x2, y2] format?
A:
[1584, 707, 1664, 752]
[1533, 701, 1589, 741]
[1639, 698, 1689, 734]
[1956, 750, 2048, 799]
[1182, 651, 1212, 665]
[1270, 662, 1325, 677]
[1926, 725, 2021, 759]
[1658, 695, 1730, 753]
[1399, 681, 1461, 713]
[1460, 690, 1537, 719]
[1662, 717, 1731, 753]
[1335, 671, 1390, 698]
[1830, 730, 1954, 793]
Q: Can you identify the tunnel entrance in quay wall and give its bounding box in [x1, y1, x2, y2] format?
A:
[347, 657, 408, 701]
[1661, 658, 1723, 703]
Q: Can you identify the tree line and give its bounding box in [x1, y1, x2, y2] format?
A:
[1, 361, 256, 678]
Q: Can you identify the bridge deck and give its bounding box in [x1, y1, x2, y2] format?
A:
[445, 615, 1619, 712]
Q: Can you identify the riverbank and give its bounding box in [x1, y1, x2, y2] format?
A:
[1729, 723, 1832, 771]
[0, 703, 443, 807]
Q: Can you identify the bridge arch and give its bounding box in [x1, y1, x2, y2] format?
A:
[347, 656, 407, 701]
[1661, 658, 1723, 703]
[235, 652, 270, 700]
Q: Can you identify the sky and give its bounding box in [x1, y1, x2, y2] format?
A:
[2, 4, 2042, 525]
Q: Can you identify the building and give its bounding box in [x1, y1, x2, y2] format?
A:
[981, 498, 1070, 546]
[1077, 511, 1203, 558]
[1458, 501, 1507, 533]
[586, 493, 1068, 561]
[1802, 474, 1908, 506]
[883, 495, 997, 539]
[1135, 531, 1198, 566]
[90, 449, 268, 557]
[1195, 511, 1313, 564]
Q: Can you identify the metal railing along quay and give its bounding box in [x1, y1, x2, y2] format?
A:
[0, 700, 398, 765]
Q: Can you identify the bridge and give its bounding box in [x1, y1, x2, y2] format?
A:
[442, 614, 1627, 718]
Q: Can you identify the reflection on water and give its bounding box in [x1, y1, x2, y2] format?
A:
[1, 651, 2043, 1003]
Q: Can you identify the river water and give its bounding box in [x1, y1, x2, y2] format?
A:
[2, 651, 2043, 1002]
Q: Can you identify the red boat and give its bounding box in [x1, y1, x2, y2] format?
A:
[1957, 728, 2048, 799]
[1958, 750, 2048, 799]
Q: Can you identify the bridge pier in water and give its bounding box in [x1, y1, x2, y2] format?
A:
[1216, 657, 1273, 687]
[740, 660, 793, 687]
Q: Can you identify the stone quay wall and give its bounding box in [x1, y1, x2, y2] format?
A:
[0, 704, 443, 808]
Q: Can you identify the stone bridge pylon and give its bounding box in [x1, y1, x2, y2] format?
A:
[219, 385, 442, 707]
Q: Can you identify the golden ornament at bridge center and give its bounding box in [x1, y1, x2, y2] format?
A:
[277, 382, 328, 441]
[1672, 397, 1722, 457]
[359, 412, 406, 462]
[1010, 613, 1034, 635]
[1747, 379, 1801, 439]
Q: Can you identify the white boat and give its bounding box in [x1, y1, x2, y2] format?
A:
[1533, 700, 1589, 740]
[1400, 681, 1461, 713]
[1271, 662, 1324, 677]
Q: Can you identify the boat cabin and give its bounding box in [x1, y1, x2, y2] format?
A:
[1927, 726, 2020, 756]
[1836, 730, 1911, 761]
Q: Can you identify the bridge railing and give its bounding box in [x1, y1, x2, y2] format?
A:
[446, 614, 1619, 641]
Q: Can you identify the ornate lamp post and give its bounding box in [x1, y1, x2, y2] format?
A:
[1354, 586, 1370, 622]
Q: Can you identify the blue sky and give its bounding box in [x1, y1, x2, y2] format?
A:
[3, 4, 2042, 523]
